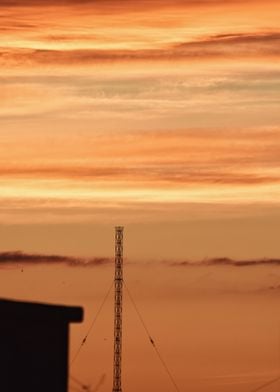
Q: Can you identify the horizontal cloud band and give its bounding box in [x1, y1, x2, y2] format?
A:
[1, 32, 280, 67]
[170, 258, 280, 267]
[1, 252, 280, 268]
[0, 251, 112, 267]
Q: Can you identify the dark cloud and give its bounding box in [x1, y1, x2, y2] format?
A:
[1, 252, 280, 271]
[176, 32, 280, 48]
[0, 251, 112, 267]
[263, 284, 280, 291]
[0, 0, 264, 8]
[169, 258, 280, 267]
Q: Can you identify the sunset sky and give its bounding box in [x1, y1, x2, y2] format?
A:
[1, 0, 280, 391]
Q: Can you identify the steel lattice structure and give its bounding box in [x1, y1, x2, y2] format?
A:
[113, 226, 124, 392]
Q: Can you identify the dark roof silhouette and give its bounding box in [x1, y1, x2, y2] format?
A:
[0, 297, 83, 322]
[0, 297, 84, 392]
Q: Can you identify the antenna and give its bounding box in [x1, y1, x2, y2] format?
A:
[113, 226, 124, 392]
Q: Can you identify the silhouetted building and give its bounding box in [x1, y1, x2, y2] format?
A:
[0, 298, 83, 392]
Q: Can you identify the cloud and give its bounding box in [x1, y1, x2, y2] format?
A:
[2, 252, 280, 270]
[1, 32, 279, 67]
[0, 0, 266, 9]
[0, 251, 112, 267]
[174, 32, 280, 58]
[0, 23, 38, 32]
[177, 32, 280, 48]
[0, 124, 279, 187]
[261, 284, 280, 292]
[0, 165, 279, 186]
[169, 258, 280, 267]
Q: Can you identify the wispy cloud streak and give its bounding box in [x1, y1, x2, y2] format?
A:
[0, 166, 279, 186]
[1, 32, 280, 67]
[169, 258, 280, 267]
[1, 252, 280, 269]
[0, 0, 270, 8]
[0, 251, 112, 267]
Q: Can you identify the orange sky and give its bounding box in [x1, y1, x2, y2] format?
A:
[1, 2, 280, 390]
[1, 0, 280, 258]
[1, 259, 280, 392]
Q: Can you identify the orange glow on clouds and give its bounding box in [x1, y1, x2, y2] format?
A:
[0, 0, 279, 252]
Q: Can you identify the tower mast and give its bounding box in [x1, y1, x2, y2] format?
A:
[113, 226, 124, 392]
